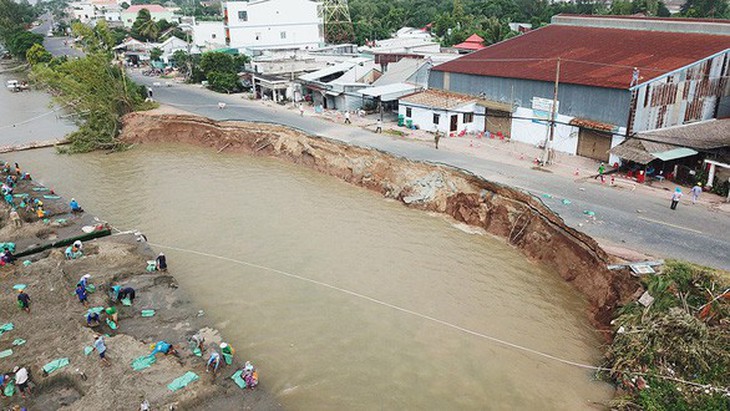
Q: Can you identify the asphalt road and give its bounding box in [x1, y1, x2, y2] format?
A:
[31, 14, 84, 58]
[126, 73, 729, 270]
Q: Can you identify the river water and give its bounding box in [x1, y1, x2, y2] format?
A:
[3, 81, 612, 409]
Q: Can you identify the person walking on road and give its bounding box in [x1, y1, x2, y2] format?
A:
[595, 162, 606, 183]
[344, 111, 351, 124]
[299, 103, 304, 117]
[690, 183, 703, 204]
[670, 187, 683, 210]
[375, 118, 382, 133]
[434, 132, 441, 150]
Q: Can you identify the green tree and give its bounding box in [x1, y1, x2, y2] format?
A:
[206, 71, 240, 93]
[131, 8, 160, 41]
[680, 0, 729, 17]
[150, 47, 162, 61]
[26, 43, 52, 65]
[5, 31, 44, 59]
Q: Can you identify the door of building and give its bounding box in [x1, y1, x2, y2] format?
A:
[450, 115, 458, 132]
[484, 109, 511, 138]
[576, 128, 611, 162]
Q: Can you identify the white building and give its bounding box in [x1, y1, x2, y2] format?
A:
[121, 5, 176, 28]
[69, 1, 96, 23]
[190, 20, 226, 50]
[359, 26, 441, 55]
[223, 0, 324, 52]
[398, 89, 490, 135]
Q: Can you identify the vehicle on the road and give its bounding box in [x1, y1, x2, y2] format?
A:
[6, 80, 29, 92]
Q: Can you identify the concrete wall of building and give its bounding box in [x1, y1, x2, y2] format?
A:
[429, 71, 633, 127]
[631, 51, 730, 132]
[192, 21, 225, 48]
[399, 103, 485, 134]
[224, 0, 323, 50]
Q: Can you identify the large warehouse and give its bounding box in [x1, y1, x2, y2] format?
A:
[423, 15, 730, 163]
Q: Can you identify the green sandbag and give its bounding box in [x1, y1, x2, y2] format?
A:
[121, 298, 132, 306]
[87, 307, 105, 316]
[141, 309, 155, 317]
[0, 323, 14, 336]
[13, 193, 28, 198]
[231, 370, 246, 389]
[12, 338, 25, 346]
[106, 318, 118, 330]
[193, 347, 202, 357]
[0, 243, 15, 253]
[167, 371, 199, 392]
[222, 353, 233, 365]
[86, 284, 96, 293]
[0, 349, 13, 358]
[131, 355, 156, 371]
[43, 195, 61, 200]
[43, 358, 69, 374]
[22, 260, 31, 267]
[32, 187, 50, 192]
[55, 218, 67, 224]
[3, 380, 14, 397]
[84, 346, 93, 356]
[13, 284, 26, 290]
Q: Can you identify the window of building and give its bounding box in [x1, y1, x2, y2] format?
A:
[280, 31, 286, 39]
[238, 10, 248, 21]
[406, 107, 412, 118]
[433, 113, 440, 124]
[463, 112, 473, 123]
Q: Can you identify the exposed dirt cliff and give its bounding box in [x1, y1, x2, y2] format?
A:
[120, 110, 640, 328]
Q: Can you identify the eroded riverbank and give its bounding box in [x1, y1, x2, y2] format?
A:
[10, 143, 617, 409]
[121, 109, 640, 328]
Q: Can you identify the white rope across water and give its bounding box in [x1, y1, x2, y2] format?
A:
[145, 240, 727, 394]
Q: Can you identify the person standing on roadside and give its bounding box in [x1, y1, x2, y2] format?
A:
[690, 183, 703, 204]
[344, 111, 351, 124]
[670, 187, 683, 210]
[434, 132, 441, 150]
[9, 208, 21, 228]
[375, 118, 382, 133]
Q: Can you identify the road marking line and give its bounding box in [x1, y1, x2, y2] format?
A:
[637, 216, 703, 234]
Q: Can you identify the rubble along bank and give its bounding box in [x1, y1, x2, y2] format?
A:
[120, 110, 640, 328]
[0, 172, 280, 409]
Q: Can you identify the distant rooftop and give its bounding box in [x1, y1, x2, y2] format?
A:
[124, 4, 168, 13]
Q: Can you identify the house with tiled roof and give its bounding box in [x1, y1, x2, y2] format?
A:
[419, 14, 730, 163]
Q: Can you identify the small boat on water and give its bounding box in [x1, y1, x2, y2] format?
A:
[6, 80, 29, 92]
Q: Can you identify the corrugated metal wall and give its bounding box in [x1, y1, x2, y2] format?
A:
[429, 71, 632, 126]
[631, 51, 730, 132]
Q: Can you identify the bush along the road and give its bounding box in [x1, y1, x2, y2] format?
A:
[31, 21, 156, 152]
[604, 261, 729, 410]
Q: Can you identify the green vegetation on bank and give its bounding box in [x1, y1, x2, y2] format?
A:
[604, 261, 729, 410]
[30, 21, 155, 153]
[172, 50, 249, 93]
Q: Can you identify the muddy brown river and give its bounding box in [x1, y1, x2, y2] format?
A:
[6, 143, 612, 409]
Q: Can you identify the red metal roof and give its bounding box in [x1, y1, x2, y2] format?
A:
[432, 25, 730, 90]
[556, 13, 730, 24]
[453, 34, 485, 51]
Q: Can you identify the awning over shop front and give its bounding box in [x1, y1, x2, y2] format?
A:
[359, 82, 423, 102]
[652, 147, 698, 161]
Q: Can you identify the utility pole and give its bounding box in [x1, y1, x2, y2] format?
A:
[542, 57, 560, 165]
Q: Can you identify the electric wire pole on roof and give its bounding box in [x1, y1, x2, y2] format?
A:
[322, 0, 354, 44]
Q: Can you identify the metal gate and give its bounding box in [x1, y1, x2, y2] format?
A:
[576, 128, 611, 162]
